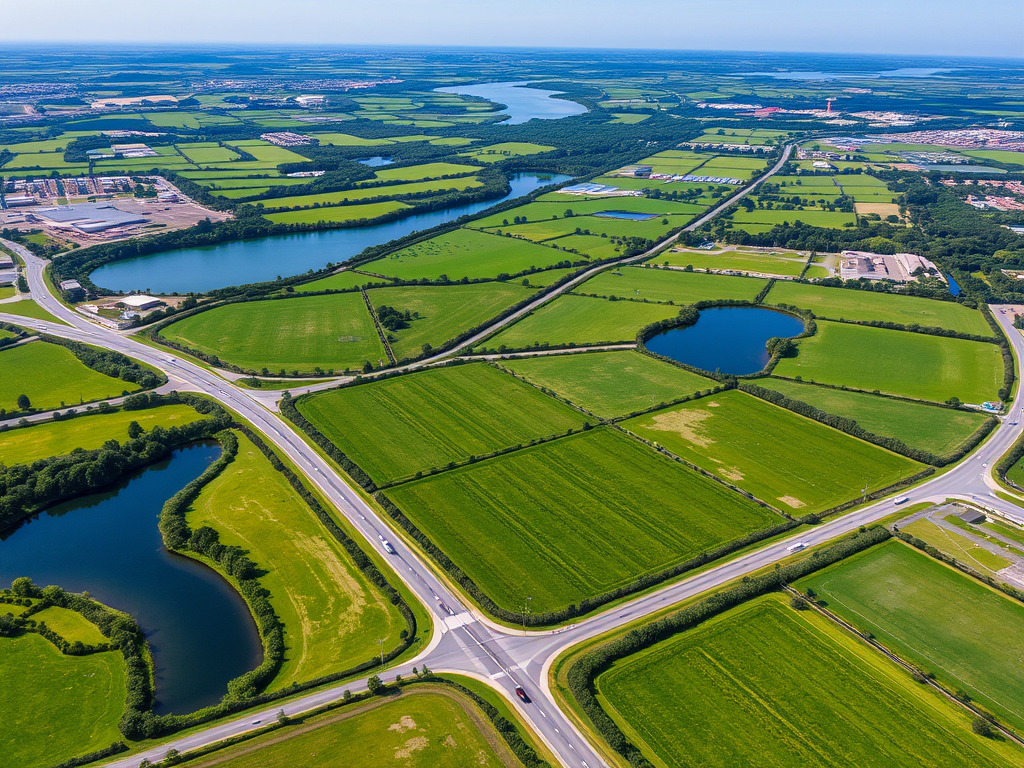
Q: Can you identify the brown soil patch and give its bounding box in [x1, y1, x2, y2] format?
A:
[646, 408, 715, 448]
[388, 715, 418, 733]
[718, 466, 745, 483]
[778, 495, 806, 509]
[395, 735, 429, 758]
[854, 202, 900, 218]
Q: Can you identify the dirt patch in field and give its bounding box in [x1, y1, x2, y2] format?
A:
[444, 734, 458, 748]
[778, 495, 806, 508]
[646, 408, 715, 448]
[854, 202, 900, 218]
[389, 715, 418, 733]
[395, 736, 429, 758]
[718, 466, 745, 483]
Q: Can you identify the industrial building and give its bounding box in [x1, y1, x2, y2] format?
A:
[839, 250, 943, 284]
[115, 294, 163, 311]
[32, 202, 148, 234]
[59, 279, 86, 299]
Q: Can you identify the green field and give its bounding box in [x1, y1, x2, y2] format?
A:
[501, 351, 715, 418]
[264, 201, 410, 225]
[185, 688, 513, 768]
[763, 379, 989, 456]
[387, 427, 778, 614]
[459, 141, 555, 162]
[159, 293, 384, 373]
[295, 271, 392, 293]
[0, 405, 204, 465]
[0, 298, 66, 324]
[579, 267, 768, 305]
[597, 594, 1021, 768]
[369, 162, 479, 182]
[624, 390, 920, 513]
[30, 607, 108, 645]
[261, 177, 483, 210]
[730, 208, 858, 229]
[188, 433, 404, 689]
[365, 228, 573, 281]
[470, 197, 707, 229]
[799, 539, 1024, 732]
[0, 634, 126, 768]
[483, 295, 678, 350]
[774, 321, 1004, 404]
[0, 341, 140, 412]
[484, 213, 693, 243]
[766, 282, 993, 336]
[298, 363, 587, 484]
[659, 249, 810, 277]
[365, 282, 533, 360]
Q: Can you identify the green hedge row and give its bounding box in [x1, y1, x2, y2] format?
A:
[565, 526, 891, 767]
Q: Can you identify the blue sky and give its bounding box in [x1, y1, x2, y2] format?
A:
[3, 0, 1021, 58]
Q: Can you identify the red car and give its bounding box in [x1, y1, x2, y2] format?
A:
[515, 685, 530, 703]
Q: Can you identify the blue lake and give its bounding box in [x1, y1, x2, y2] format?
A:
[0, 443, 263, 715]
[435, 81, 588, 125]
[91, 172, 570, 294]
[595, 210, 657, 221]
[357, 156, 394, 167]
[646, 307, 805, 375]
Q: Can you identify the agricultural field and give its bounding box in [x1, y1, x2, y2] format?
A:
[0, 633, 126, 768]
[728, 207, 857, 229]
[0, 341, 141, 412]
[295, 270, 393, 293]
[765, 282, 994, 336]
[365, 282, 534, 360]
[258, 177, 483, 210]
[187, 432, 405, 689]
[458, 141, 555, 162]
[658, 246, 815, 278]
[501, 350, 715, 418]
[773, 321, 1004, 404]
[364, 228, 573, 281]
[763, 378, 990, 456]
[367, 161, 480, 183]
[481, 294, 679, 350]
[298, 363, 587, 484]
[157, 293, 384, 373]
[597, 594, 1021, 768]
[481, 213, 693, 243]
[183, 688, 514, 768]
[578, 267, 768, 304]
[623, 390, 921, 513]
[0, 404, 204, 466]
[263, 200, 411, 225]
[799, 539, 1024, 732]
[386, 427, 778, 613]
[471, 197, 706, 229]
[693, 127, 789, 144]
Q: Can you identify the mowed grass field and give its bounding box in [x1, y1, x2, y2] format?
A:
[0, 341, 140, 412]
[364, 228, 571, 281]
[188, 433, 404, 689]
[366, 282, 534, 360]
[763, 378, 989, 456]
[30, 607, 108, 645]
[159, 293, 384, 373]
[299, 364, 587, 484]
[660, 248, 810, 277]
[597, 594, 1022, 768]
[765, 282, 994, 336]
[387, 428, 778, 614]
[0, 634, 126, 768]
[799, 539, 1024, 732]
[0, 405, 204, 466]
[482, 295, 678, 350]
[623, 390, 922, 513]
[184, 688, 512, 768]
[579, 267, 768, 305]
[263, 201, 410, 225]
[774, 321, 1004, 404]
[501, 351, 715, 418]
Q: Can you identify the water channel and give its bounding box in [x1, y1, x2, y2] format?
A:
[645, 306, 805, 376]
[91, 172, 570, 294]
[0, 443, 263, 715]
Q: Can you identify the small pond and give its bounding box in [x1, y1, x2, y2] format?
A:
[91, 172, 570, 294]
[645, 306, 805, 375]
[0, 443, 263, 715]
[595, 210, 657, 221]
[357, 156, 394, 167]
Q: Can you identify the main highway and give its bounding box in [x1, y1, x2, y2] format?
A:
[3, 143, 1024, 767]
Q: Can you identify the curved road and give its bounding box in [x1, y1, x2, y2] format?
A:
[5, 146, 1024, 767]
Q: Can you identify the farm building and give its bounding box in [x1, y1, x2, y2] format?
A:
[116, 294, 163, 311]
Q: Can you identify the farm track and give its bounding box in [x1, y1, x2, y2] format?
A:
[8, 147, 1024, 767]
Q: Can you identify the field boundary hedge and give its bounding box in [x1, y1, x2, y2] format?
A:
[375, 464, 815, 627]
[564, 526, 891, 768]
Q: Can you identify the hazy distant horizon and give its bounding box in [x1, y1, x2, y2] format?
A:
[2, 0, 1021, 59]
